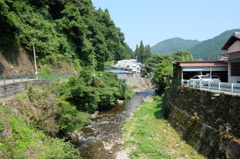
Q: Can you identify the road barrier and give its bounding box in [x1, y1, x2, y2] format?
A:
[0, 73, 78, 85]
[183, 80, 240, 94]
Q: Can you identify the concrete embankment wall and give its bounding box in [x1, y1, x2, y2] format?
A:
[0, 79, 65, 98]
[163, 85, 240, 159]
[125, 77, 152, 92]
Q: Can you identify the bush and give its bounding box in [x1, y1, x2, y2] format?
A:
[0, 114, 80, 159]
[57, 71, 133, 113]
[57, 98, 90, 132]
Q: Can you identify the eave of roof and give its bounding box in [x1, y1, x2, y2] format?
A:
[174, 60, 228, 67]
[108, 65, 122, 69]
[221, 32, 240, 50]
[180, 63, 227, 67]
[175, 60, 225, 63]
[222, 49, 240, 55]
[108, 70, 128, 74]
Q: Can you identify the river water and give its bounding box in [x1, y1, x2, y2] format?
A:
[75, 89, 154, 159]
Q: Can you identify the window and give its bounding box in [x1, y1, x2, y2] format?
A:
[231, 63, 240, 76]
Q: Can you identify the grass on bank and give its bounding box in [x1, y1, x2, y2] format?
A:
[0, 105, 80, 159]
[123, 98, 205, 159]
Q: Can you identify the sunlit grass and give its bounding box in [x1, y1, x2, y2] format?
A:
[123, 99, 205, 159]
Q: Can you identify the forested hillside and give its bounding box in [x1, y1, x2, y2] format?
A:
[188, 28, 240, 60]
[0, 0, 133, 74]
[151, 37, 200, 54]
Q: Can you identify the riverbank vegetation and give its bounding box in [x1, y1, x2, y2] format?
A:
[123, 98, 205, 159]
[0, 88, 82, 158]
[143, 51, 193, 95]
[0, 71, 133, 158]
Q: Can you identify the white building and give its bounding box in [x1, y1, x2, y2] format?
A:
[222, 32, 240, 83]
[116, 59, 141, 76]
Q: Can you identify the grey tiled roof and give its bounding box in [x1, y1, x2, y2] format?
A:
[233, 32, 240, 39]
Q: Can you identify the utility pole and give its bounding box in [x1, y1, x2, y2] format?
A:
[93, 56, 96, 77]
[33, 44, 38, 79]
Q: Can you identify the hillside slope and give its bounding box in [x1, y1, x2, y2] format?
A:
[188, 28, 240, 60]
[0, 0, 133, 74]
[151, 37, 200, 54]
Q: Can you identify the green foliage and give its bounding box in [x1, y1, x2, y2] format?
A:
[151, 37, 200, 55]
[0, 121, 4, 132]
[57, 70, 133, 113]
[17, 93, 26, 100]
[57, 98, 90, 132]
[188, 28, 240, 60]
[123, 100, 205, 159]
[27, 86, 35, 102]
[0, 0, 133, 73]
[0, 88, 83, 158]
[143, 51, 193, 95]
[134, 41, 152, 63]
[0, 115, 80, 159]
[38, 64, 52, 74]
[36, 138, 80, 159]
[152, 60, 173, 95]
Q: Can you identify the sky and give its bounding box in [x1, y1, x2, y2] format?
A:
[91, 0, 240, 50]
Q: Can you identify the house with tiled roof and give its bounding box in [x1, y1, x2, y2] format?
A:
[173, 32, 240, 85]
[105, 65, 129, 79]
[173, 60, 228, 85]
[222, 32, 240, 83]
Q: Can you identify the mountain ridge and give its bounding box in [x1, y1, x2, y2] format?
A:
[151, 37, 200, 54]
[188, 28, 240, 60]
[151, 28, 240, 60]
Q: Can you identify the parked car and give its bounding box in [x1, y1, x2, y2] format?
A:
[189, 75, 220, 85]
[212, 75, 221, 81]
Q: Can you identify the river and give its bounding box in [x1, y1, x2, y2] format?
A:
[75, 89, 154, 159]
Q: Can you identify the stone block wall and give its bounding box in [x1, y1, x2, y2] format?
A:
[0, 79, 61, 99]
[163, 85, 240, 158]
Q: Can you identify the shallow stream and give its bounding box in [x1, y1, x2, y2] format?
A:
[75, 89, 154, 159]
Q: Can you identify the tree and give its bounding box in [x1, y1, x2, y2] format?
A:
[134, 45, 140, 59]
[151, 60, 173, 95]
[143, 51, 194, 95]
[0, 0, 131, 73]
[134, 41, 152, 63]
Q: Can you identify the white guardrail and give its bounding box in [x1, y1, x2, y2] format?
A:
[183, 80, 240, 94]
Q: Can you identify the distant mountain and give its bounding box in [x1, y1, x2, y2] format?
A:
[188, 28, 240, 60]
[151, 37, 200, 54]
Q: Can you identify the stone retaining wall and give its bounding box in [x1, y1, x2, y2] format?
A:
[0, 79, 63, 98]
[125, 77, 152, 92]
[163, 85, 240, 158]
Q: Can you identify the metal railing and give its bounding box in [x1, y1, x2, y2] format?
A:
[183, 80, 240, 94]
[0, 73, 78, 85]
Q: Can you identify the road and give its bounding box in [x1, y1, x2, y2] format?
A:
[0, 79, 37, 85]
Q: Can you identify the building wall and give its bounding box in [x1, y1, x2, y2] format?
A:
[117, 59, 141, 74]
[228, 52, 240, 61]
[228, 41, 240, 52]
[117, 73, 129, 80]
[117, 59, 137, 69]
[228, 62, 240, 83]
[226, 41, 240, 83]
[163, 84, 240, 158]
